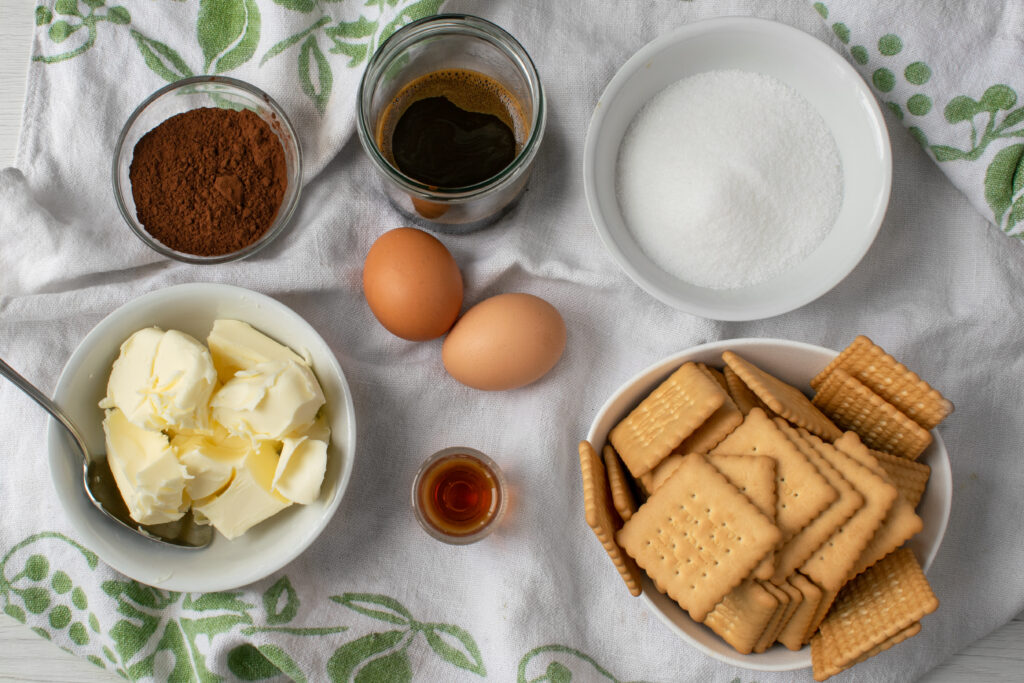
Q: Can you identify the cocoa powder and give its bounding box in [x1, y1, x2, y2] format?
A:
[129, 107, 288, 257]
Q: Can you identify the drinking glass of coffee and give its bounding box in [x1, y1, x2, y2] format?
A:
[357, 14, 545, 232]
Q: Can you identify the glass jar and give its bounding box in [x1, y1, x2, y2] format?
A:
[357, 14, 546, 233]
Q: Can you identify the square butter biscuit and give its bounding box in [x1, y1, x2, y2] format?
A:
[639, 453, 685, 496]
[702, 579, 779, 655]
[810, 335, 952, 430]
[673, 364, 743, 455]
[811, 548, 937, 681]
[616, 453, 781, 622]
[754, 580, 791, 653]
[870, 448, 931, 508]
[603, 444, 637, 522]
[798, 431, 897, 592]
[832, 433, 923, 581]
[770, 419, 865, 584]
[706, 453, 778, 580]
[812, 368, 932, 460]
[610, 362, 725, 477]
[723, 351, 841, 441]
[579, 441, 643, 597]
[724, 365, 775, 417]
[769, 579, 805, 648]
[777, 573, 822, 651]
[711, 408, 837, 540]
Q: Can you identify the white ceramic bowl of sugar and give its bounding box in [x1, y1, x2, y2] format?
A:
[583, 17, 891, 321]
[586, 338, 951, 671]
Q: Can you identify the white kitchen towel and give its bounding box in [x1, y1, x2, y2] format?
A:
[2, 1, 1024, 682]
[813, 0, 1024, 237]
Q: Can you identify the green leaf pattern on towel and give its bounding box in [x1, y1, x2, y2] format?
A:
[326, 593, 486, 680]
[33, 0, 131, 64]
[32, 0, 445, 114]
[260, 0, 445, 113]
[129, 29, 194, 82]
[815, 2, 1024, 236]
[197, 0, 262, 74]
[2, 532, 661, 682]
[516, 644, 656, 683]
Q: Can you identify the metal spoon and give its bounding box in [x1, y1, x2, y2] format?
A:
[0, 357, 213, 549]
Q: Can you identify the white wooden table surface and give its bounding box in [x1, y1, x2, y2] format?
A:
[0, 4, 1022, 682]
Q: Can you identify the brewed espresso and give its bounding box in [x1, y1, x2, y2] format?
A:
[376, 69, 528, 189]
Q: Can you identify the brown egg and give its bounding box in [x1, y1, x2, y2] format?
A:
[362, 227, 463, 341]
[442, 293, 566, 391]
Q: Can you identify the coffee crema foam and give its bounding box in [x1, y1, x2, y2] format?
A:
[376, 68, 529, 166]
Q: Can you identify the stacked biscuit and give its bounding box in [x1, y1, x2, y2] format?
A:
[578, 336, 951, 681]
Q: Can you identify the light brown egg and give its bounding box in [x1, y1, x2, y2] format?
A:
[362, 227, 463, 341]
[442, 293, 566, 391]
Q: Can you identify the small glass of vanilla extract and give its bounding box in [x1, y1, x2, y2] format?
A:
[412, 447, 507, 544]
[357, 15, 546, 232]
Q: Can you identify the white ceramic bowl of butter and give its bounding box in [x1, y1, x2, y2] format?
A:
[585, 338, 951, 671]
[47, 283, 356, 591]
[583, 17, 892, 321]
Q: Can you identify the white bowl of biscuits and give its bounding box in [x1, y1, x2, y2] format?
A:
[579, 337, 952, 678]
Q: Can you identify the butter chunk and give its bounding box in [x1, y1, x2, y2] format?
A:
[171, 424, 250, 502]
[102, 408, 189, 525]
[211, 359, 325, 442]
[101, 327, 217, 432]
[273, 436, 327, 504]
[207, 319, 308, 383]
[303, 412, 332, 444]
[193, 443, 290, 540]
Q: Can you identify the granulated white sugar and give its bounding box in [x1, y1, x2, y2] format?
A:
[616, 69, 843, 290]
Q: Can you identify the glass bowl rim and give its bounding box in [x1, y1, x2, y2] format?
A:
[111, 75, 303, 265]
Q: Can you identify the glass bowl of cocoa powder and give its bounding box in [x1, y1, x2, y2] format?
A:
[112, 76, 302, 264]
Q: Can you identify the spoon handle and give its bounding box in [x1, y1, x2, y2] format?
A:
[0, 358, 93, 463]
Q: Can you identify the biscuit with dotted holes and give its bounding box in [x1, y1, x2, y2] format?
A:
[811, 548, 937, 681]
[810, 335, 952, 430]
[777, 573, 822, 651]
[609, 362, 726, 477]
[706, 453, 777, 580]
[579, 440, 642, 596]
[602, 444, 637, 522]
[832, 433, 923, 581]
[798, 431, 897, 592]
[771, 418, 864, 585]
[812, 368, 932, 459]
[702, 579, 779, 655]
[723, 350, 841, 441]
[711, 408, 837, 540]
[616, 453, 781, 622]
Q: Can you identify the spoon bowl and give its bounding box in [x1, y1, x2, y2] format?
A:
[0, 357, 212, 549]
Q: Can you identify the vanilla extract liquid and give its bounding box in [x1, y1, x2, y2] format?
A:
[416, 452, 501, 536]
